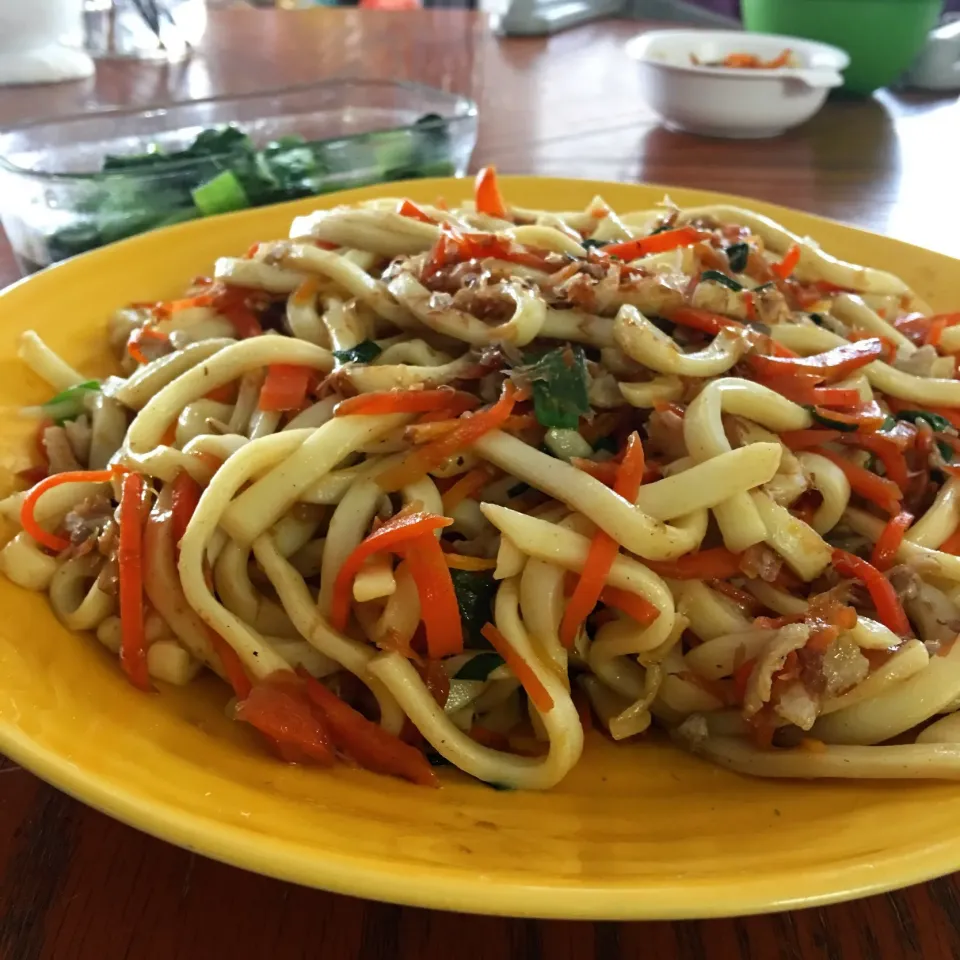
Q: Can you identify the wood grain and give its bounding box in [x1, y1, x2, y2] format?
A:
[1, 9, 960, 959]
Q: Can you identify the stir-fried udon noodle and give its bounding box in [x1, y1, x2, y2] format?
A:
[9, 168, 960, 790]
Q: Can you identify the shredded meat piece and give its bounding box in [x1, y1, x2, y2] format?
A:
[63, 494, 116, 559]
[43, 425, 82, 474]
[893, 344, 939, 378]
[450, 285, 516, 324]
[738, 544, 783, 582]
[644, 409, 687, 461]
[889, 565, 960, 654]
[774, 681, 819, 730]
[742, 623, 810, 719]
[753, 287, 791, 326]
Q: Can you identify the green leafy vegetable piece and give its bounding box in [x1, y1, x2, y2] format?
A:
[809, 312, 826, 327]
[725, 242, 749, 273]
[650, 222, 675, 235]
[581, 238, 608, 249]
[333, 340, 383, 365]
[191, 170, 251, 216]
[524, 346, 590, 430]
[700, 269, 744, 292]
[449, 569, 498, 649]
[753, 281, 776, 293]
[896, 410, 952, 432]
[40, 380, 101, 425]
[592, 435, 618, 454]
[454, 652, 505, 681]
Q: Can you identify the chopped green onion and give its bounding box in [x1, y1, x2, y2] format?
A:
[524, 346, 590, 430]
[25, 380, 101, 425]
[191, 170, 251, 216]
[878, 415, 897, 432]
[581, 238, 607, 249]
[700, 270, 744, 292]
[809, 312, 826, 327]
[753, 282, 776, 293]
[454, 652, 505, 680]
[725, 242, 749, 273]
[896, 410, 952, 433]
[333, 340, 382, 364]
[650, 222, 675, 235]
[939, 440, 955, 463]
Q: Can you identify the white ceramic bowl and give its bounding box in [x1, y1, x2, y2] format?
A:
[626, 30, 851, 139]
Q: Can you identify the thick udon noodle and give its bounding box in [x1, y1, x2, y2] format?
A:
[7, 176, 960, 789]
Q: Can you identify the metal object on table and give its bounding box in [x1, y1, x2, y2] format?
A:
[83, 0, 207, 60]
[493, 0, 737, 36]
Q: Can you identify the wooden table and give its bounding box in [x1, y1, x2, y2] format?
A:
[1, 9, 960, 959]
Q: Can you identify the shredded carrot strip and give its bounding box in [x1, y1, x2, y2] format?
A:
[336, 389, 478, 418]
[20, 468, 116, 552]
[474, 166, 507, 218]
[440, 464, 497, 514]
[871, 510, 913, 572]
[480, 623, 554, 714]
[770, 244, 801, 280]
[598, 586, 660, 626]
[330, 509, 452, 632]
[207, 627, 251, 699]
[118, 472, 150, 692]
[377, 381, 525, 493]
[559, 433, 645, 647]
[300, 669, 438, 786]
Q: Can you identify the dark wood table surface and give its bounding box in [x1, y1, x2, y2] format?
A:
[2, 9, 960, 959]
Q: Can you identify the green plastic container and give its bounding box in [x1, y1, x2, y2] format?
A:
[742, 0, 943, 95]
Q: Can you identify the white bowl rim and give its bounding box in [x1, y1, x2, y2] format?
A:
[625, 29, 851, 76]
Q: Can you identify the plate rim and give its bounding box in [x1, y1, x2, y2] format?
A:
[1, 175, 959, 920]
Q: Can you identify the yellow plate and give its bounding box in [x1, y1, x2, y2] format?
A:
[0, 177, 958, 920]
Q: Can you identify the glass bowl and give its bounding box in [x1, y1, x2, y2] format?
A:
[0, 79, 478, 274]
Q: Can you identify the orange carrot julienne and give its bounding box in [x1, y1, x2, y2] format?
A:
[602, 227, 710, 262]
[474, 166, 507, 218]
[832, 549, 910, 636]
[299, 669, 438, 786]
[335, 388, 478, 418]
[20, 468, 117, 552]
[259, 364, 312, 412]
[770, 243, 801, 280]
[813, 447, 902, 515]
[871, 510, 913, 572]
[560, 432, 645, 648]
[330, 509, 453, 633]
[127, 325, 169, 365]
[398, 532, 463, 658]
[644, 547, 744, 581]
[235, 674, 333, 765]
[170, 470, 202, 552]
[598, 586, 660, 626]
[440, 464, 497, 514]
[292, 276, 321, 306]
[397, 199, 435, 224]
[480, 623, 554, 714]
[779, 428, 843, 451]
[207, 627, 252, 699]
[376, 381, 525, 493]
[118, 471, 151, 692]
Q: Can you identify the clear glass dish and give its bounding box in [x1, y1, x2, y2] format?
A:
[0, 79, 478, 274]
